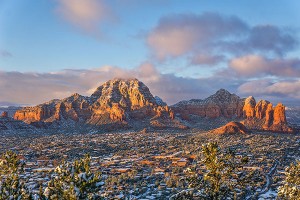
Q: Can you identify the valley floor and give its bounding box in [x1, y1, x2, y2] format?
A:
[0, 129, 299, 199]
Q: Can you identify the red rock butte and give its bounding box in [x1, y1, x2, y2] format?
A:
[13, 79, 293, 133]
[14, 78, 182, 130]
[171, 88, 293, 133]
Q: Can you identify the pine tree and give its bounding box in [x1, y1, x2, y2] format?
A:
[278, 160, 300, 199]
[43, 154, 103, 200]
[188, 142, 249, 200]
[0, 150, 31, 200]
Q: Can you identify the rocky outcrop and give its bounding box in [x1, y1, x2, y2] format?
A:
[242, 100, 293, 133]
[1, 111, 8, 118]
[13, 79, 292, 133]
[243, 96, 256, 118]
[14, 95, 91, 124]
[211, 121, 248, 134]
[14, 78, 180, 130]
[172, 89, 243, 119]
[172, 90, 293, 133]
[86, 79, 176, 127]
[255, 100, 270, 119]
[264, 103, 274, 128]
[0, 107, 21, 118]
[267, 103, 292, 132]
[273, 103, 287, 125]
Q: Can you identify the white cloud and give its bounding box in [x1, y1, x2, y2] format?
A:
[146, 13, 298, 66]
[238, 79, 300, 99]
[0, 64, 241, 105]
[147, 13, 247, 61]
[190, 54, 224, 66]
[55, 0, 113, 34]
[229, 55, 300, 77]
[2, 63, 299, 106]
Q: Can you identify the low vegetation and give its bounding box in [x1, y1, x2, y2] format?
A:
[0, 141, 298, 200]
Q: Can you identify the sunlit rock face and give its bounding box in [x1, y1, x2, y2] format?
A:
[172, 89, 293, 133]
[242, 99, 292, 133]
[267, 103, 293, 132]
[14, 78, 180, 130]
[172, 89, 244, 119]
[243, 96, 256, 118]
[14, 95, 91, 123]
[13, 78, 292, 132]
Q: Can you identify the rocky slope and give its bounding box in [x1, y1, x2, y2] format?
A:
[211, 121, 249, 134]
[172, 89, 293, 133]
[14, 78, 182, 130]
[0, 111, 33, 130]
[13, 79, 292, 133]
[172, 89, 244, 120]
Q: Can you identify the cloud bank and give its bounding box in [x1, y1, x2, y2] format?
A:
[147, 13, 247, 61]
[1, 11, 299, 106]
[147, 13, 297, 65]
[144, 12, 300, 103]
[238, 79, 300, 100]
[1, 63, 299, 106]
[229, 55, 300, 77]
[0, 64, 240, 105]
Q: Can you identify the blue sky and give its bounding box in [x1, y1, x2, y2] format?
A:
[0, 0, 300, 105]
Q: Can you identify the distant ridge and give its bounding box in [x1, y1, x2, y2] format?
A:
[11, 78, 293, 133]
[171, 89, 293, 133]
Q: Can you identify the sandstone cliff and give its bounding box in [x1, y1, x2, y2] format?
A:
[0, 113, 33, 130]
[14, 78, 180, 130]
[172, 89, 244, 119]
[172, 89, 293, 133]
[13, 79, 292, 132]
[242, 98, 292, 132]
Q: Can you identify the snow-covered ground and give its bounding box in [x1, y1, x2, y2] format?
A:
[259, 189, 277, 199]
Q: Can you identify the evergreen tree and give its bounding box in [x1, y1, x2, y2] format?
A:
[278, 160, 300, 199]
[0, 150, 31, 200]
[188, 142, 250, 200]
[43, 154, 103, 200]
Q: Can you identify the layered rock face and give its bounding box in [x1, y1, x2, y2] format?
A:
[211, 121, 248, 134]
[14, 78, 177, 129]
[242, 96, 256, 118]
[85, 79, 175, 126]
[172, 89, 244, 119]
[14, 95, 90, 123]
[172, 89, 293, 133]
[242, 97, 292, 132]
[0, 111, 33, 130]
[13, 79, 291, 132]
